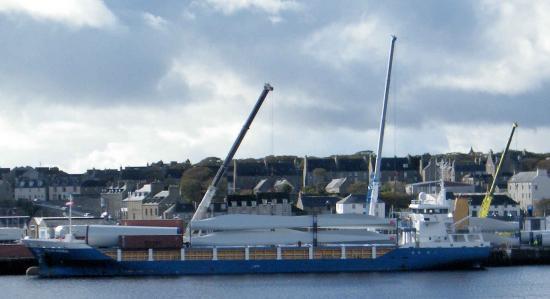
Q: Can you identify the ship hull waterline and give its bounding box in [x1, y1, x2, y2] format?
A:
[26, 244, 490, 278]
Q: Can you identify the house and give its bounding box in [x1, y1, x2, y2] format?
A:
[142, 186, 182, 220]
[80, 179, 107, 197]
[405, 181, 475, 195]
[226, 192, 292, 216]
[455, 193, 520, 220]
[14, 179, 48, 201]
[335, 194, 385, 216]
[100, 183, 130, 220]
[370, 156, 421, 184]
[295, 193, 340, 215]
[508, 169, 550, 213]
[228, 157, 302, 194]
[302, 155, 369, 188]
[48, 175, 81, 201]
[120, 182, 164, 220]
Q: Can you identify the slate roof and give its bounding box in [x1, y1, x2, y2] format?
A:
[509, 171, 546, 183]
[16, 179, 45, 188]
[455, 193, 518, 206]
[379, 157, 419, 172]
[306, 158, 337, 172]
[336, 157, 369, 171]
[298, 195, 340, 208]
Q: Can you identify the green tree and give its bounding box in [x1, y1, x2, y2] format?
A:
[180, 167, 215, 203]
[347, 181, 369, 194]
[312, 168, 328, 193]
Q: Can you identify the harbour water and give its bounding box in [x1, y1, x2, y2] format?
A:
[1, 266, 548, 298]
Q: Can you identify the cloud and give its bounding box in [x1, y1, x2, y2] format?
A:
[302, 16, 395, 69]
[142, 12, 167, 30]
[0, 0, 117, 28]
[204, 0, 301, 15]
[419, 0, 550, 94]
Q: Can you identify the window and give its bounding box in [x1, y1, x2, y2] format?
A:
[352, 204, 356, 209]
[145, 209, 148, 216]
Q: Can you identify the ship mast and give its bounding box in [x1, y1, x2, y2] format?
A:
[368, 36, 397, 216]
[190, 84, 274, 223]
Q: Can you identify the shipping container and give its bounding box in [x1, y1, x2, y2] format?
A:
[86, 225, 179, 247]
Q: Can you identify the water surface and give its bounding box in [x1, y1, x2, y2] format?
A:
[1, 266, 548, 298]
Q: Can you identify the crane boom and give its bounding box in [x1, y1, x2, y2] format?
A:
[479, 122, 518, 218]
[190, 83, 274, 223]
[368, 35, 397, 216]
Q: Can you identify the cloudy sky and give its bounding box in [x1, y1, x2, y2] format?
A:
[0, 0, 549, 173]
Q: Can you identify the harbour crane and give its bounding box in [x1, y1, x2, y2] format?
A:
[368, 35, 397, 217]
[189, 83, 274, 224]
[479, 122, 518, 218]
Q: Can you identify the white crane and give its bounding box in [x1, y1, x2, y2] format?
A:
[368, 36, 397, 216]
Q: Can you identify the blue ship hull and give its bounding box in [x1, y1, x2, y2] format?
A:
[27, 244, 490, 277]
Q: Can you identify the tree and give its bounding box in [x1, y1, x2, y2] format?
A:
[347, 181, 369, 194]
[380, 192, 413, 213]
[179, 167, 215, 203]
[312, 168, 328, 193]
[180, 179, 203, 203]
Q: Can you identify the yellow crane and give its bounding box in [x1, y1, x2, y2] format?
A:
[479, 122, 518, 218]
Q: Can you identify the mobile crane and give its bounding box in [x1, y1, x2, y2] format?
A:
[479, 122, 518, 218]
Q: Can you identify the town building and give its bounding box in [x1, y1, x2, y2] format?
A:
[455, 193, 520, 220]
[371, 156, 421, 184]
[295, 193, 340, 215]
[48, 175, 81, 201]
[120, 182, 164, 220]
[101, 183, 131, 220]
[226, 192, 292, 216]
[508, 169, 550, 212]
[142, 186, 182, 220]
[14, 179, 48, 201]
[303, 155, 369, 188]
[335, 194, 385, 216]
[228, 157, 302, 194]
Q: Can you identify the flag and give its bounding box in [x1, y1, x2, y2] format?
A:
[66, 195, 74, 206]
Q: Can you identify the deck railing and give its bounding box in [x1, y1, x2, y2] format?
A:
[100, 244, 396, 262]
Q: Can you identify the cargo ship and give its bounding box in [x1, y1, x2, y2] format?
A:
[23, 36, 491, 277]
[0, 227, 36, 275]
[23, 198, 490, 277]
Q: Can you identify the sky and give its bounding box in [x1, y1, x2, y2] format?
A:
[0, 0, 550, 173]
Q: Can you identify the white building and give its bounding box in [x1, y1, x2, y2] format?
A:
[508, 169, 550, 212]
[121, 183, 163, 220]
[455, 193, 520, 219]
[335, 194, 385, 216]
[14, 179, 47, 201]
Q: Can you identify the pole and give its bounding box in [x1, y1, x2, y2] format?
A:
[68, 194, 73, 238]
[369, 35, 397, 216]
